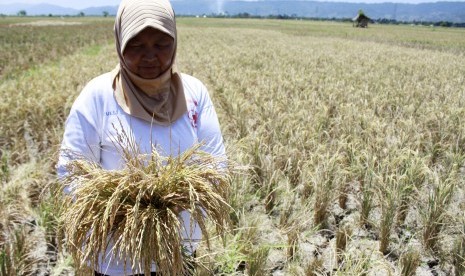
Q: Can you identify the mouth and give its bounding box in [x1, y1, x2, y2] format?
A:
[140, 64, 159, 69]
[137, 66, 161, 79]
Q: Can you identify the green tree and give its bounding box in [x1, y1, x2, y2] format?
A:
[103, 11, 109, 17]
[17, 10, 27, 16]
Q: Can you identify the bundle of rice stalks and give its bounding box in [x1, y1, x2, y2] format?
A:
[61, 143, 231, 275]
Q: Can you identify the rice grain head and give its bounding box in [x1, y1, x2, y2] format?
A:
[61, 139, 231, 276]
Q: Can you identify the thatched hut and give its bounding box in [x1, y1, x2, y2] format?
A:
[353, 11, 371, 28]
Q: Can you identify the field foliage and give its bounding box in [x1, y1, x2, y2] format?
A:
[0, 17, 114, 80]
[1, 17, 465, 275]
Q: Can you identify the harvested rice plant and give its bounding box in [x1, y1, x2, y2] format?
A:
[1, 16, 465, 275]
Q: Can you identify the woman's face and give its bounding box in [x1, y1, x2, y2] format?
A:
[123, 27, 175, 79]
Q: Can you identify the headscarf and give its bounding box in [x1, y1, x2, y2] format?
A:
[111, 0, 187, 125]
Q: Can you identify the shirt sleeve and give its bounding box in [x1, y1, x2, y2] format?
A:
[56, 85, 102, 193]
[196, 84, 226, 159]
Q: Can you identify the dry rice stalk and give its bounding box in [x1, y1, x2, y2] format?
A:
[400, 248, 420, 276]
[61, 140, 231, 276]
[335, 225, 352, 264]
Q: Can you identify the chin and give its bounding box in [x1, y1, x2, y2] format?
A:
[137, 69, 160, 79]
[138, 70, 160, 79]
[140, 74, 160, 79]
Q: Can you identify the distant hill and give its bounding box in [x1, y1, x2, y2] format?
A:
[81, 5, 118, 16]
[171, 1, 465, 22]
[0, 3, 117, 17]
[1, 1, 465, 23]
[0, 3, 77, 16]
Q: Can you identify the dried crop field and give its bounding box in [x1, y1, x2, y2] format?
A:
[0, 17, 114, 79]
[1, 17, 465, 275]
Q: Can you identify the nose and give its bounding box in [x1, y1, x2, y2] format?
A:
[143, 48, 158, 62]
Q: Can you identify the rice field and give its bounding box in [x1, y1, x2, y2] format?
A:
[0, 17, 114, 80]
[1, 16, 465, 275]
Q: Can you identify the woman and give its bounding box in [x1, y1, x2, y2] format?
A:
[57, 0, 225, 274]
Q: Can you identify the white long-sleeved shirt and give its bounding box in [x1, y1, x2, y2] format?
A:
[57, 72, 225, 275]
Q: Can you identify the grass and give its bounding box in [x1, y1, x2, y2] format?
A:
[1, 17, 465, 274]
[453, 227, 465, 276]
[377, 178, 398, 255]
[312, 152, 341, 229]
[177, 18, 465, 54]
[0, 17, 113, 80]
[247, 245, 269, 275]
[400, 248, 420, 276]
[421, 169, 456, 251]
[335, 225, 352, 264]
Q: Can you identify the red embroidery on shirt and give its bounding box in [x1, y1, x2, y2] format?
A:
[188, 100, 199, 129]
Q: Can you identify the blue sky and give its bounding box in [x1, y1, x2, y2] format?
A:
[2, 0, 465, 10]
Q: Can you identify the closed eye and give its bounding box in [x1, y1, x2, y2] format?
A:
[128, 41, 143, 48]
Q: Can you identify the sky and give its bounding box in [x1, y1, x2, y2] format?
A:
[1, 0, 121, 9]
[2, 0, 465, 10]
